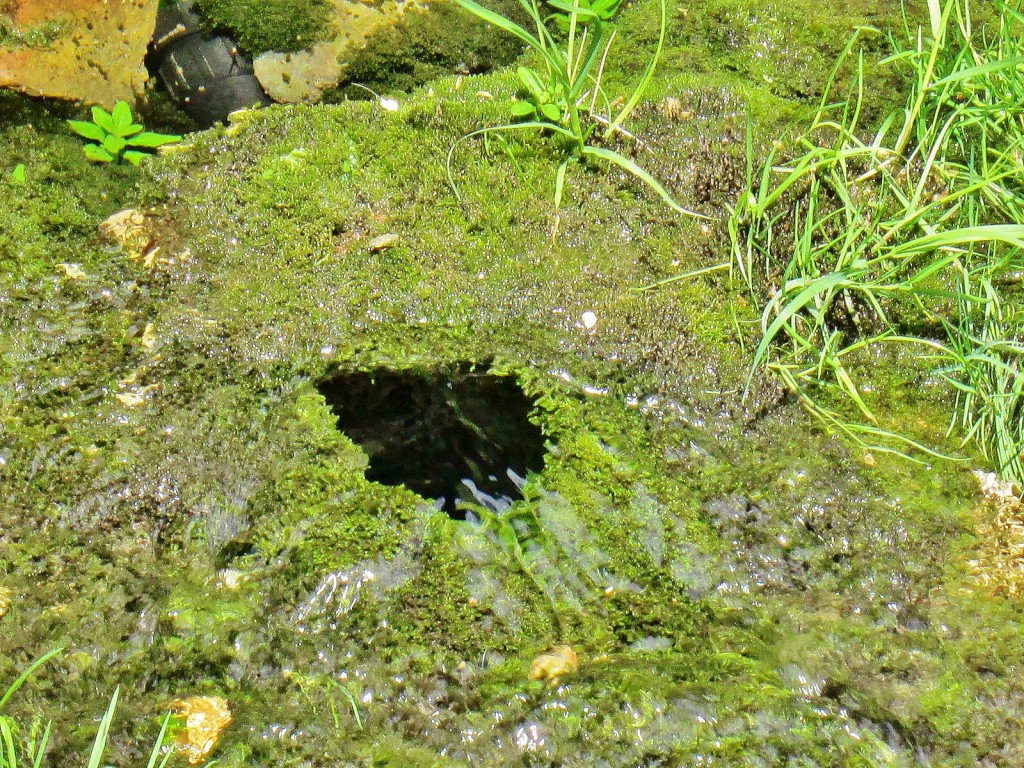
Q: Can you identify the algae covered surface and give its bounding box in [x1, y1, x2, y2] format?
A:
[2, 0, 1024, 765]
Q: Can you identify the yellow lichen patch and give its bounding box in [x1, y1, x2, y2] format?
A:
[0, 586, 12, 618]
[528, 645, 579, 684]
[171, 696, 232, 765]
[141, 323, 157, 350]
[56, 262, 88, 280]
[969, 471, 1024, 597]
[115, 384, 158, 408]
[98, 208, 156, 263]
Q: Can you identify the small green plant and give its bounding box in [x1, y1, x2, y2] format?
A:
[67, 102, 181, 166]
[9, 163, 25, 185]
[447, 0, 704, 218]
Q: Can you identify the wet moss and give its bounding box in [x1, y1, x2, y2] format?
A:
[4, 2, 1023, 765]
[0, 15, 67, 50]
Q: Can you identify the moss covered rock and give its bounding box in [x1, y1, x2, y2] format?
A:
[192, 0, 334, 54]
[3, 2, 1023, 765]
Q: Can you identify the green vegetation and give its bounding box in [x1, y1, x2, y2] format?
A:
[687, 0, 1024, 476]
[0, 16, 66, 50]
[1, 652, 174, 768]
[67, 102, 181, 166]
[5, 0, 1024, 764]
[192, 0, 334, 54]
[448, 0, 704, 216]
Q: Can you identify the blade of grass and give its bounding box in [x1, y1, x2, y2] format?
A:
[86, 688, 119, 768]
[0, 649, 63, 712]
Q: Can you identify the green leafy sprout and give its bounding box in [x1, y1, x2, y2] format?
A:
[447, 0, 706, 218]
[67, 101, 181, 166]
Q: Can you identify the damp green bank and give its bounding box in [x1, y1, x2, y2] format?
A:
[2, 0, 1023, 765]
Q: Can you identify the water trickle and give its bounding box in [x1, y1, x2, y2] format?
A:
[317, 363, 546, 518]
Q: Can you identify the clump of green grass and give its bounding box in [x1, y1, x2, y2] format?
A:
[0, 650, 174, 768]
[447, 0, 707, 219]
[687, 0, 1024, 479]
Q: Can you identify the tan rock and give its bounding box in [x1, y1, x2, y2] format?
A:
[99, 208, 153, 258]
[254, 0, 417, 103]
[0, 585, 11, 619]
[0, 0, 157, 107]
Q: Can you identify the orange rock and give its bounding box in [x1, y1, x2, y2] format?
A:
[0, 0, 157, 107]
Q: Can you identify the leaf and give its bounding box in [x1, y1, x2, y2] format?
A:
[550, 13, 570, 32]
[125, 131, 181, 148]
[11, 163, 26, 184]
[67, 119, 106, 141]
[747, 270, 851, 392]
[554, 158, 569, 212]
[926, 0, 941, 38]
[90, 105, 115, 134]
[581, 145, 709, 218]
[510, 100, 537, 118]
[931, 56, 1024, 87]
[111, 101, 134, 135]
[0, 648, 62, 711]
[86, 688, 119, 768]
[145, 712, 176, 768]
[516, 66, 546, 98]
[539, 102, 562, 122]
[29, 720, 52, 768]
[547, 0, 600, 21]
[122, 122, 145, 137]
[591, 0, 621, 20]
[102, 134, 128, 155]
[122, 150, 150, 166]
[1, 717, 16, 768]
[83, 144, 115, 163]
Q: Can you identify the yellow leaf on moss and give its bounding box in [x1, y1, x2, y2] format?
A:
[171, 695, 232, 765]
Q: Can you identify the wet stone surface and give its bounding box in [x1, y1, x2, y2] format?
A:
[3, 1, 1024, 765]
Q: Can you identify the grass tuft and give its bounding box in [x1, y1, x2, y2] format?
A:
[684, 0, 1024, 479]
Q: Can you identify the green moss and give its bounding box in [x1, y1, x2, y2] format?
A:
[382, 537, 494, 655]
[330, 0, 529, 97]
[0, 16, 67, 50]
[4, 3, 1023, 765]
[192, 0, 333, 54]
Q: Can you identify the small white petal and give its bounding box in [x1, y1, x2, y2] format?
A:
[582, 311, 598, 329]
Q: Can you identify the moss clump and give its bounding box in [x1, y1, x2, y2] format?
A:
[192, 0, 334, 54]
[330, 0, 529, 97]
[0, 16, 67, 50]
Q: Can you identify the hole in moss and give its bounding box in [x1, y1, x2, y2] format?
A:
[318, 363, 547, 519]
